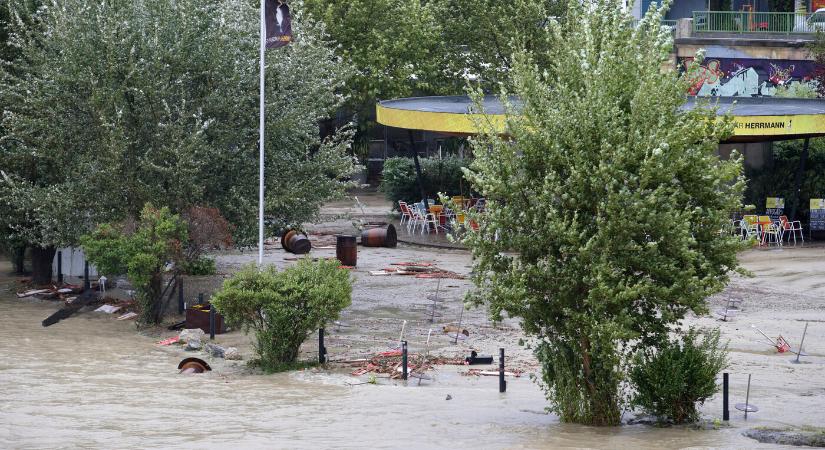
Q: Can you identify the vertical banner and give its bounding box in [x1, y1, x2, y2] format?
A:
[766, 197, 784, 222]
[811, 199, 825, 231]
[265, 0, 292, 49]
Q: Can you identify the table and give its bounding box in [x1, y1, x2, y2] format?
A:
[755, 220, 772, 246]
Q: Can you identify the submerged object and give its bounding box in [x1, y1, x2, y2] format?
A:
[178, 357, 211, 374]
[465, 351, 493, 365]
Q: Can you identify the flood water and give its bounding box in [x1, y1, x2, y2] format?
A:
[0, 268, 779, 449]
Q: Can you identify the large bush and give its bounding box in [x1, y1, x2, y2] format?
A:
[629, 328, 728, 424]
[82, 205, 188, 325]
[211, 259, 352, 372]
[380, 156, 473, 207]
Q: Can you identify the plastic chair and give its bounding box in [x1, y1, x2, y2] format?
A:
[758, 215, 781, 246]
[398, 201, 412, 227]
[779, 215, 804, 244]
[742, 215, 759, 240]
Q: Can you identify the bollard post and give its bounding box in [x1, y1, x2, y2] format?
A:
[177, 278, 184, 314]
[401, 340, 408, 380]
[198, 293, 204, 305]
[83, 261, 90, 291]
[723, 373, 729, 421]
[209, 306, 216, 340]
[319, 328, 326, 364]
[57, 251, 63, 284]
[499, 348, 506, 393]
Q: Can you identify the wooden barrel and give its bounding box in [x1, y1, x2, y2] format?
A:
[281, 229, 311, 254]
[360, 224, 397, 248]
[336, 235, 357, 267]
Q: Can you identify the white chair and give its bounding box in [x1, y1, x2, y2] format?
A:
[398, 201, 412, 227]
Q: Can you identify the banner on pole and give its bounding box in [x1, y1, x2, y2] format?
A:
[266, 0, 292, 49]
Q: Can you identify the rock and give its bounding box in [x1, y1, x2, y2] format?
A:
[204, 343, 225, 358]
[744, 428, 825, 447]
[179, 328, 205, 344]
[224, 347, 242, 360]
[185, 339, 201, 351]
[445, 394, 452, 401]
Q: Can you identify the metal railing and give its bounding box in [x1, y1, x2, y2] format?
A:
[693, 10, 823, 33]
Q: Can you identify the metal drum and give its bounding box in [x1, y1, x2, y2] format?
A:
[281, 229, 311, 254]
[336, 235, 357, 267]
[360, 224, 397, 248]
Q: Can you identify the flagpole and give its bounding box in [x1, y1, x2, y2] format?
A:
[258, 0, 266, 266]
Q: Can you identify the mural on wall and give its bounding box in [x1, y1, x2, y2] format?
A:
[680, 57, 820, 96]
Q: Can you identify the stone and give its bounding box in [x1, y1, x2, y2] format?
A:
[224, 347, 242, 360]
[179, 328, 205, 344]
[185, 339, 201, 351]
[203, 343, 225, 358]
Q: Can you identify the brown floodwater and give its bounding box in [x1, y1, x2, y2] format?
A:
[0, 267, 781, 449]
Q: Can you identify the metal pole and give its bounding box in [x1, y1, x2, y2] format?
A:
[198, 293, 204, 305]
[209, 306, 216, 340]
[499, 348, 506, 393]
[790, 137, 809, 220]
[795, 322, 809, 363]
[57, 251, 63, 284]
[319, 328, 326, 364]
[723, 373, 729, 421]
[744, 374, 752, 420]
[258, 0, 266, 267]
[401, 340, 408, 380]
[177, 278, 184, 314]
[407, 130, 428, 212]
[83, 261, 90, 291]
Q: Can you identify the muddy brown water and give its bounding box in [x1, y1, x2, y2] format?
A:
[0, 266, 784, 449]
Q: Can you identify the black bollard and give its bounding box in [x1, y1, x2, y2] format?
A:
[499, 348, 506, 393]
[83, 261, 90, 291]
[319, 328, 326, 364]
[209, 306, 216, 340]
[177, 278, 184, 314]
[198, 293, 204, 305]
[723, 373, 729, 421]
[57, 251, 63, 283]
[402, 341, 408, 380]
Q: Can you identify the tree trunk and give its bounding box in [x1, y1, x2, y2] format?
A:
[12, 244, 26, 274]
[146, 271, 164, 324]
[30, 246, 56, 286]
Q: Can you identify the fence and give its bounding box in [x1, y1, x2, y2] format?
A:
[693, 10, 823, 34]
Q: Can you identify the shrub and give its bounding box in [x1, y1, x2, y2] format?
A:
[82, 205, 188, 325]
[380, 156, 473, 207]
[211, 259, 352, 372]
[629, 328, 728, 424]
[181, 256, 217, 275]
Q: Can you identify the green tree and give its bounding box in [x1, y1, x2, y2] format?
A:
[463, 0, 744, 425]
[1, 0, 355, 283]
[81, 205, 188, 325]
[212, 259, 352, 372]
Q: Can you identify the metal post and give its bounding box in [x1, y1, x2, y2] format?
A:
[401, 340, 408, 380]
[790, 137, 809, 221]
[83, 261, 90, 291]
[177, 278, 184, 314]
[499, 348, 506, 393]
[198, 293, 204, 305]
[407, 130, 428, 212]
[209, 306, 216, 340]
[319, 328, 326, 364]
[723, 373, 729, 421]
[744, 374, 752, 420]
[257, 0, 266, 267]
[57, 251, 63, 283]
[795, 322, 809, 364]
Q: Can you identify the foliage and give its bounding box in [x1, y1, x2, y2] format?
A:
[773, 81, 819, 98]
[380, 156, 473, 207]
[1, 0, 355, 265]
[82, 205, 188, 325]
[211, 259, 352, 372]
[434, 0, 564, 88]
[181, 256, 217, 276]
[629, 328, 728, 424]
[463, 0, 744, 425]
[745, 138, 825, 221]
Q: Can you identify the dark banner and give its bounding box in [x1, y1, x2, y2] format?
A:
[266, 0, 292, 49]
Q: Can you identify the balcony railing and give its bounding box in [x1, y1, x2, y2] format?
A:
[693, 10, 824, 33]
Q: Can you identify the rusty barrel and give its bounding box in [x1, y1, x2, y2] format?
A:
[336, 235, 357, 267]
[360, 224, 397, 248]
[281, 229, 311, 254]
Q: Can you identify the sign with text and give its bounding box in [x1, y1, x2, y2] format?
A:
[811, 199, 825, 231]
[766, 197, 784, 222]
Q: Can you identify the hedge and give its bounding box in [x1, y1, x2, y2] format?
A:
[380, 157, 473, 208]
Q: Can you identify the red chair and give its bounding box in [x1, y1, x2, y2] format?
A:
[779, 215, 804, 244]
[398, 201, 413, 229]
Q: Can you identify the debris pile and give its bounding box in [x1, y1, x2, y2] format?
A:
[369, 262, 466, 279]
[347, 350, 464, 379]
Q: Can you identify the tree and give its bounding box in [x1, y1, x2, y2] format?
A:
[82, 205, 188, 325]
[1, 0, 355, 283]
[211, 259, 352, 372]
[463, 0, 744, 425]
